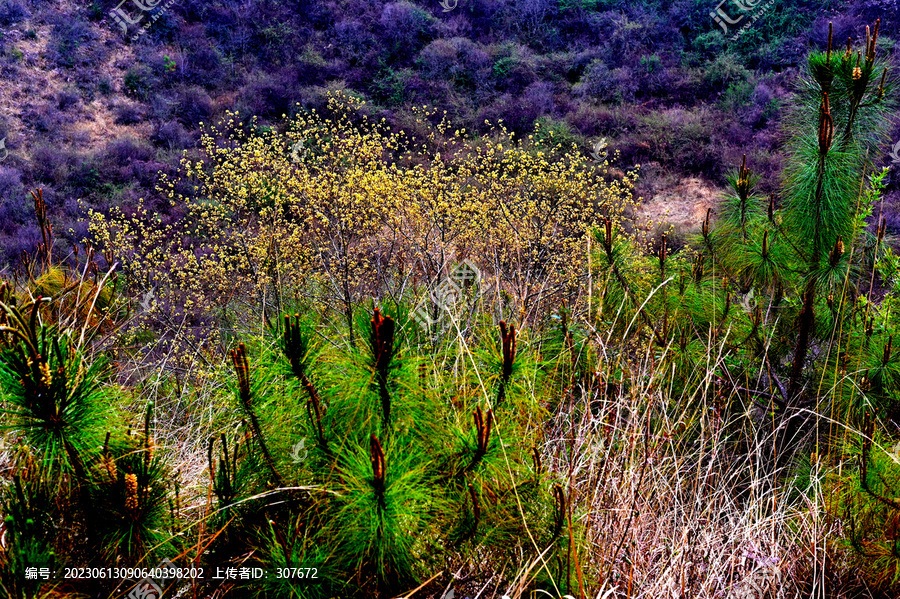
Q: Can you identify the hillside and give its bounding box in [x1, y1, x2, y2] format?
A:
[1, 2, 900, 599]
[0, 0, 898, 265]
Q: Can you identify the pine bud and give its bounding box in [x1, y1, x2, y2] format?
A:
[818, 94, 834, 155]
[125, 473, 139, 514]
[103, 454, 118, 482]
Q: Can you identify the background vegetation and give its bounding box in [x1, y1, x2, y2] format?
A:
[0, 0, 898, 264]
[2, 1, 900, 599]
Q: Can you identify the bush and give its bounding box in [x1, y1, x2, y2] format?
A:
[124, 65, 158, 100]
[625, 107, 726, 179]
[113, 102, 144, 125]
[174, 86, 213, 127]
[91, 93, 638, 333]
[97, 78, 113, 95]
[151, 120, 190, 151]
[183, 41, 224, 89]
[49, 14, 98, 70]
[144, 9, 179, 42]
[574, 59, 638, 104]
[564, 103, 639, 138]
[521, 82, 558, 119]
[703, 53, 753, 94]
[20, 105, 60, 135]
[28, 146, 71, 187]
[379, 1, 436, 56]
[0, 165, 23, 205]
[56, 89, 79, 111]
[0, 0, 28, 27]
[0, 223, 40, 263]
[235, 73, 297, 120]
[334, 19, 376, 65]
[147, 92, 177, 121]
[416, 38, 491, 94]
[490, 43, 538, 92]
[104, 138, 154, 165]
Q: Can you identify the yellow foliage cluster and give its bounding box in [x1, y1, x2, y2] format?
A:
[89, 93, 639, 330]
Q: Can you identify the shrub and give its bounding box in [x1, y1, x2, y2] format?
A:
[531, 114, 578, 154]
[174, 86, 213, 127]
[334, 19, 376, 65]
[491, 43, 538, 93]
[151, 120, 190, 151]
[113, 102, 144, 125]
[0, 224, 40, 264]
[630, 107, 726, 178]
[68, 158, 101, 195]
[574, 59, 638, 104]
[0, 165, 24, 206]
[521, 82, 557, 118]
[48, 15, 97, 70]
[29, 146, 71, 187]
[97, 78, 113, 95]
[703, 53, 753, 94]
[148, 92, 176, 121]
[0, 0, 28, 27]
[564, 103, 639, 138]
[379, 1, 436, 56]
[21, 105, 64, 135]
[236, 73, 297, 120]
[183, 42, 224, 89]
[144, 9, 178, 43]
[56, 89, 79, 111]
[416, 37, 491, 94]
[104, 138, 155, 165]
[0, 215, 180, 595]
[123, 65, 158, 101]
[90, 92, 638, 339]
[507, 0, 556, 33]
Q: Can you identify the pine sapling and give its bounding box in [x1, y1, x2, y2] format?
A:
[231, 344, 283, 487]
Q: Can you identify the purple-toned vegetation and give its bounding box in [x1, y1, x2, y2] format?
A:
[0, 0, 897, 267]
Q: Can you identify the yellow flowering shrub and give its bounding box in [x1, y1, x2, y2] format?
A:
[89, 92, 639, 337]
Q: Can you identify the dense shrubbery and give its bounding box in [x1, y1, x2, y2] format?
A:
[3, 0, 900, 267]
[89, 92, 639, 344]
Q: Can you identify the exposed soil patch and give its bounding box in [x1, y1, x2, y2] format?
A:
[637, 176, 722, 235]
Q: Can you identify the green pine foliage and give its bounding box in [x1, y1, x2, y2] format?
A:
[195, 304, 581, 597]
